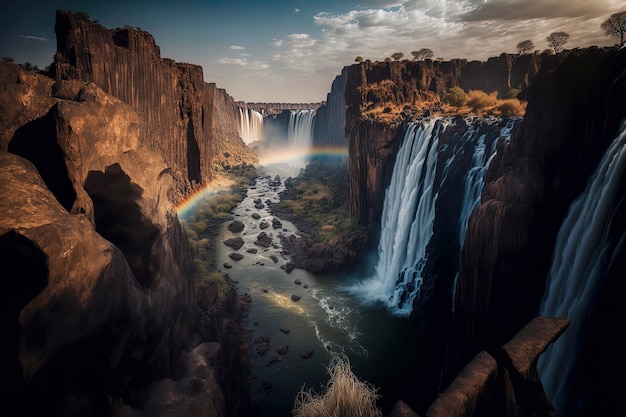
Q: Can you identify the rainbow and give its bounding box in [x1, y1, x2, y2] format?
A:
[175, 146, 349, 218]
[258, 145, 348, 166]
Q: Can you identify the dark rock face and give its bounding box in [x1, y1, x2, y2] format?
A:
[312, 67, 348, 148]
[447, 47, 626, 414]
[52, 11, 257, 199]
[0, 62, 246, 416]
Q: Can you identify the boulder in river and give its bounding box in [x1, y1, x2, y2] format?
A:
[227, 221, 244, 233]
[223, 237, 244, 250]
[272, 218, 283, 229]
[255, 232, 272, 248]
[300, 348, 314, 359]
[291, 295, 301, 302]
[229, 253, 244, 261]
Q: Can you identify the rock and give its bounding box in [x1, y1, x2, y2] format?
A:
[255, 203, 265, 209]
[229, 253, 244, 261]
[270, 255, 278, 263]
[251, 213, 261, 220]
[254, 232, 272, 248]
[246, 248, 258, 254]
[223, 237, 244, 250]
[268, 355, 281, 366]
[300, 348, 314, 359]
[253, 198, 262, 204]
[223, 263, 232, 269]
[259, 221, 269, 229]
[272, 218, 283, 229]
[291, 295, 301, 302]
[285, 263, 295, 273]
[276, 344, 288, 355]
[280, 326, 290, 334]
[303, 283, 309, 289]
[294, 279, 301, 285]
[227, 220, 244, 233]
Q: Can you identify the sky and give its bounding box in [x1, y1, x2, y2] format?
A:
[0, 0, 623, 102]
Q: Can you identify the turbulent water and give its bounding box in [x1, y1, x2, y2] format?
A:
[214, 176, 419, 417]
[538, 121, 626, 415]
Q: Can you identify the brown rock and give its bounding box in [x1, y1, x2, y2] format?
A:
[223, 237, 244, 250]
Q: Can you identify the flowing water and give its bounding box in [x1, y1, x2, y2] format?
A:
[213, 176, 420, 417]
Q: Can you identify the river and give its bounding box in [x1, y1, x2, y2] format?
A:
[210, 175, 422, 417]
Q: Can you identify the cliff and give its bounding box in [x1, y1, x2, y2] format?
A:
[0, 61, 248, 416]
[343, 53, 545, 226]
[448, 46, 626, 415]
[52, 10, 257, 199]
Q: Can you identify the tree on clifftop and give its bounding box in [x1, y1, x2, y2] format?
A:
[516, 40, 534, 55]
[355, 56, 364, 63]
[601, 11, 626, 46]
[391, 52, 404, 61]
[411, 48, 434, 60]
[547, 32, 570, 53]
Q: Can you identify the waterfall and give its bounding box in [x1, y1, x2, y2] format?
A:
[352, 120, 440, 315]
[538, 121, 626, 415]
[238, 107, 264, 144]
[287, 109, 315, 150]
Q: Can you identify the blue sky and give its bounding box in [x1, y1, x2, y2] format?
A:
[0, 0, 623, 102]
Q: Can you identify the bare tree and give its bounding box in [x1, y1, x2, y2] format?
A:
[516, 40, 535, 55]
[601, 11, 626, 46]
[391, 52, 404, 61]
[546, 32, 570, 53]
[411, 48, 434, 61]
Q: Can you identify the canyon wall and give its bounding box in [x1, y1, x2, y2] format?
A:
[447, 46, 626, 415]
[343, 53, 545, 225]
[52, 11, 257, 199]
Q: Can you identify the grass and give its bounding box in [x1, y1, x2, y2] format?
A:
[293, 354, 383, 417]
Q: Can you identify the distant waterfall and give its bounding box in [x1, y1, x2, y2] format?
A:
[238, 108, 264, 144]
[538, 121, 626, 415]
[352, 120, 440, 315]
[287, 109, 315, 150]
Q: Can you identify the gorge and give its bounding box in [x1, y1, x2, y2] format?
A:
[1, 9, 625, 417]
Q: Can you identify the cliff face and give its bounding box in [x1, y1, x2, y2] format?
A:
[52, 11, 256, 199]
[312, 67, 348, 147]
[0, 62, 248, 417]
[447, 46, 626, 411]
[344, 53, 544, 226]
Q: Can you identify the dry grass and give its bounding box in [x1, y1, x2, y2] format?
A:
[293, 354, 383, 417]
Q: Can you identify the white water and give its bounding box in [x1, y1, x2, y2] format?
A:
[538, 121, 626, 415]
[238, 107, 264, 144]
[351, 120, 440, 315]
[287, 109, 315, 150]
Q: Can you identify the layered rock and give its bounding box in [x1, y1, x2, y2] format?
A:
[447, 46, 626, 413]
[52, 11, 257, 199]
[312, 67, 348, 147]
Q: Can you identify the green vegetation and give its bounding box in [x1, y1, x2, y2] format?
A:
[507, 88, 521, 99]
[466, 89, 498, 112]
[442, 86, 468, 107]
[546, 31, 569, 53]
[355, 56, 364, 63]
[391, 52, 404, 61]
[516, 40, 534, 55]
[277, 160, 364, 244]
[601, 11, 626, 46]
[411, 48, 434, 61]
[293, 354, 383, 417]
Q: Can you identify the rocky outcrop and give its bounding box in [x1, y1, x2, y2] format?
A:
[0, 63, 246, 416]
[391, 317, 569, 417]
[447, 46, 626, 413]
[52, 11, 257, 199]
[312, 67, 348, 147]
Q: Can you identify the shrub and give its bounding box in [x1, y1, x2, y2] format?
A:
[442, 86, 468, 107]
[293, 354, 382, 417]
[466, 90, 498, 112]
[507, 88, 521, 99]
[497, 99, 525, 117]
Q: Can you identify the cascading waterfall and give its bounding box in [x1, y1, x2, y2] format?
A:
[287, 109, 315, 150]
[352, 120, 441, 315]
[538, 121, 626, 416]
[238, 107, 264, 144]
[451, 119, 517, 309]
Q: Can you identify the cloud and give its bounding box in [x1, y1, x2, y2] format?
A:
[295, 8, 300, 13]
[20, 35, 49, 41]
[460, 0, 624, 22]
[239, 53, 251, 57]
[230, 45, 245, 50]
[271, 39, 284, 47]
[216, 57, 248, 66]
